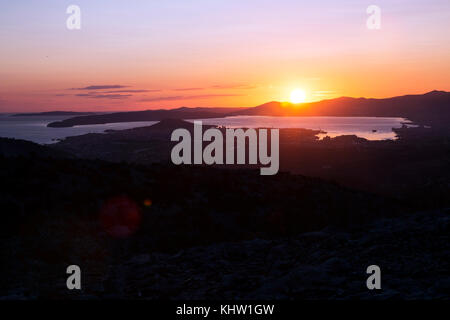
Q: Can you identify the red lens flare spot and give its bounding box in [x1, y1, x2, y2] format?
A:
[143, 199, 152, 207]
[99, 196, 142, 238]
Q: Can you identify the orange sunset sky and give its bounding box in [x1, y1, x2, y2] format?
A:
[0, 0, 449, 112]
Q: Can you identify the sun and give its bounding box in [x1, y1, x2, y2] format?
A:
[290, 89, 306, 103]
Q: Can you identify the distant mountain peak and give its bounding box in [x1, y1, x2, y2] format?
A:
[424, 90, 448, 96]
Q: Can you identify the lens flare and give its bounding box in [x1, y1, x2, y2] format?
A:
[99, 196, 142, 238]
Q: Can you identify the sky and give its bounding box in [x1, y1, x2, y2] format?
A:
[0, 0, 449, 112]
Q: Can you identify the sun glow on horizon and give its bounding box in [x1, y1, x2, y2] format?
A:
[290, 89, 307, 104]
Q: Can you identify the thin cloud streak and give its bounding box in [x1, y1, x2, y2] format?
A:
[211, 84, 257, 90]
[104, 89, 160, 93]
[140, 94, 244, 102]
[172, 84, 257, 92]
[76, 93, 132, 99]
[71, 85, 129, 91]
[174, 88, 205, 92]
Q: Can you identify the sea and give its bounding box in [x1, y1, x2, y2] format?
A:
[0, 114, 414, 145]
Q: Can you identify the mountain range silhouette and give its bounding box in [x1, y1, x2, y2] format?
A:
[46, 91, 450, 128]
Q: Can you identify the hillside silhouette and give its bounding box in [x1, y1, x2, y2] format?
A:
[46, 91, 450, 128]
[47, 107, 243, 128]
[233, 90, 450, 128]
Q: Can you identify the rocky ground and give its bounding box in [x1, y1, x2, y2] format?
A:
[99, 208, 450, 300]
[3, 208, 448, 300]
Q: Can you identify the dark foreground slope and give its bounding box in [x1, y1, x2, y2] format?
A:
[0, 139, 449, 299]
[50, 119, 450, 209]
[0, 137, 73, 158]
